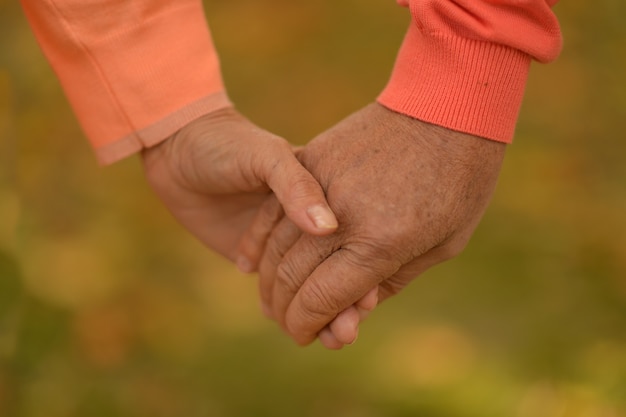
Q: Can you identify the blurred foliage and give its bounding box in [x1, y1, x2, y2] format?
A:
[1, 0, 626, 416]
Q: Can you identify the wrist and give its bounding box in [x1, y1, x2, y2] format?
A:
[141, 106, 240, 191]
[141, 131, 180, 199]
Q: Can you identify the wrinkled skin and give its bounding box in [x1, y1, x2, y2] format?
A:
[239, 103, 506, 349]
[142, 107, 338, 264]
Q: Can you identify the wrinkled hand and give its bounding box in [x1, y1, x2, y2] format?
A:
[239, 103, 506, 349]
[142, 107, 337, 265]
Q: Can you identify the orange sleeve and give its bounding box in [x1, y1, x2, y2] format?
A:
[20, 0, 231, 165]
[377, 0, 563, 143]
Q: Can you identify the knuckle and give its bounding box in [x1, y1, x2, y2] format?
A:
[259, 246, 285, 282]
[263, 240, 283, 267]
[357, 239, 396, 260]
[284, 175, 322, 206]
[258, 196, 283, 225]
[350, 240, 404, 274]
[285, 306, 328, 339]
[275, 260, 301, 296]
[263, 224, 298, 266]
[298, 281, 340, 321]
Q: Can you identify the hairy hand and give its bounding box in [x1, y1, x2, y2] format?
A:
[239, 103, 506, 348]
[142, 107, 337, 264]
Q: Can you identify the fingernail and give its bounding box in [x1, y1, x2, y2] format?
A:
[236, 256, 252, 273]
[307, 205, 338, 230]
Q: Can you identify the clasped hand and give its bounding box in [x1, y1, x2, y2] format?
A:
[143, 104, 506, 349]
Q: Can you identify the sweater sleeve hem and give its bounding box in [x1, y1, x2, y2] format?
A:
[377, 24, 532, 143]
[95, 91, 231, 165]
[21, 0, 226, 161]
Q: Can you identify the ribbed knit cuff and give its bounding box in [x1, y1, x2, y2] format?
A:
[377, 24, 532, 143]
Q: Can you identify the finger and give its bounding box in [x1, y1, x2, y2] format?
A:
[325, 286, 378, 345]
[377, 245, 453, 303]
[355, 287, 378, 314]
[269, 233, 337, 330]
[258, 217, 302, 319]
[328, 306, 359, 345]
[282, 246, 398, 346]
[260, 152, 338, 236]
[236, 195, 284, 273]
[318, 327, 344, 350]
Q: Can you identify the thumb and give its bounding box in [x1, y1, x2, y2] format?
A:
[260, 151, 338, 237]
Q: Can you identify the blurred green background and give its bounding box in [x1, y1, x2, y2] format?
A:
[1, 0, 625, 416]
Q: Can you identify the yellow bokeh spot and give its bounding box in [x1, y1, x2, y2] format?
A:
[376, 322, 477, 389]
[20, 237, 125, 310]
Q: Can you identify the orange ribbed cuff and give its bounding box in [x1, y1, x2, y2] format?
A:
[377, 24, 532, 143]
